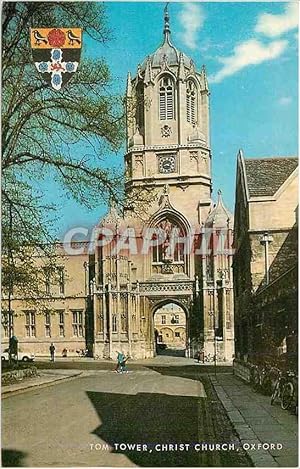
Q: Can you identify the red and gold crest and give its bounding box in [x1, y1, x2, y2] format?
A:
[30, 28, 82, 90]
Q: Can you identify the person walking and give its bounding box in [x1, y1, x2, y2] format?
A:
[49, 343, 55, 362]
[120, 355, 129, 374]
[115, 351, 124, 373]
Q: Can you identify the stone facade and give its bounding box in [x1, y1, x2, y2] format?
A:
[233, 150, 298, 367]
[2, 246, 90, 357]
[1, 9, 235, 362]
[92, 9, 234, 361]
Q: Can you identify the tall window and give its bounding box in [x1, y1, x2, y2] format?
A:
[159, 76, 174, 120]
[44, 268, 51, 294]
[186, 80, 197, 124]
[136, 82, 144, 129]
[58, 267, 65, 294]
[2, 311, 13, 337]
[121, 314, 127, 333]
[45, 311, 51, 337]
[72, 311, 83, 337]
[25, 311, 36, 337]
[58, 311, 65, 337]
[161, 315, 166, 325]
[112, 315, 117, 333]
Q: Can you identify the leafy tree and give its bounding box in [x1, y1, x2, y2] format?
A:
[2, 1, 126, 320]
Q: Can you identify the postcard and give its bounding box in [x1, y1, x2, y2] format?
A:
[1, 1, 298, 467]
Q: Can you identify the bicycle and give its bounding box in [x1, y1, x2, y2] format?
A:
[250, 364, 263, 391]
[204, 353, 214, 363]
[281, 372, 297, 411]
[271, 370, 298, 411]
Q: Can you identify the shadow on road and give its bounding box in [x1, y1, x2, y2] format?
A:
[146, 365, 232, 379]
[87, 383, 252, 467]
[156, 348, 186, 357]
[2, 449, 27, 467]
[87, 390, 208, 467]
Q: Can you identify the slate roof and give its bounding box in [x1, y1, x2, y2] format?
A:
[244, 157, 298, 197]
[141, 39, 191, 71]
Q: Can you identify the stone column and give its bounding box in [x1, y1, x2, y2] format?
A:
[127, 282, 132, 357]
[116, 255, 121, 349]
[107, 281, 112, 358]
[102, 259, 107, 340]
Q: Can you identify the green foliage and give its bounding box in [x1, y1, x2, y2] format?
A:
[2, 2, 125, 298]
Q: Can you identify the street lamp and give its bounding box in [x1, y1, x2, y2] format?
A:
[260, 232, 273, 285]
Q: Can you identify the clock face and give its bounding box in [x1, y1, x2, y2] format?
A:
[159, 155, 176, 173]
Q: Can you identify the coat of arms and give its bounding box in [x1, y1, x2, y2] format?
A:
[30, 28, 82, 90]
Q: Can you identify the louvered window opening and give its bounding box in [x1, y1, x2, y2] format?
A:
[136, 84, 144, 128]
[186, 81, 196, 124]
[159, 76, 174, 120]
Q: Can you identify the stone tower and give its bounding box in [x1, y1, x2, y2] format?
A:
[125, 6, 212, 228]
[92, 7, 234, 361]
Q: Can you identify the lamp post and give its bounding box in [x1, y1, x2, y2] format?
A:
[260, 232, 273, 285]
[83, 260, 97, 356]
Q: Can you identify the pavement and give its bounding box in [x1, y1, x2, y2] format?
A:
[2, 367, 242, 467]
[1, 369, 83, 397]
[33, 355, 232, 366]
[211, 373, 298, 467]
[1, 360, 298, 467]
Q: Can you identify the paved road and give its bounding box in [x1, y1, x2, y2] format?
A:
[2, 367, 250, 467]
[32, 356, 233, 374]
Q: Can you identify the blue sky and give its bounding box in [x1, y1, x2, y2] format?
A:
[50, 1, 298, 239]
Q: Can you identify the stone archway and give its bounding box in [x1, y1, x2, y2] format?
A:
[151, 298, 190, 357]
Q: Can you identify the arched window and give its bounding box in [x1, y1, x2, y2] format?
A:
[159, 76, 174, 120]
[186, 80, 197, 124]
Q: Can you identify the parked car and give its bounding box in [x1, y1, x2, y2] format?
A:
[1, 348, 35, 362]
[157, 343, 167, 350]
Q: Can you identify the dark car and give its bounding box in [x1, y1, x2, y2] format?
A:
[157, 343, 167, 350]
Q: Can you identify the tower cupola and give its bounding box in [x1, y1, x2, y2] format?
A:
[125, 5, 212, 223]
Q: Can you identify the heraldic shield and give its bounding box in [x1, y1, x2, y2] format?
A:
[30, 28, 82, 90]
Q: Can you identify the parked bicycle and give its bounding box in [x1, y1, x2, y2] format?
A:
[271, 370, 298, 411]
[76, 348, 89, 358]
[250, 363, 277, 395]
[204, 353, 214, 363]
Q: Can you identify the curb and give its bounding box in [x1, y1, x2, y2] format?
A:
[1, 371, 83, 398]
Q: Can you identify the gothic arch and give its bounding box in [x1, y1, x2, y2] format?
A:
[155, 70, 177, 83]
[148, 206, 191, 235]
[186, 78, 198, 124]
[151, 299, 190, 355]
[151, 298, 189, 317]
[146, 207, 192, 275]
[157, 73, 176, 121]
[185, 74, 201, 87]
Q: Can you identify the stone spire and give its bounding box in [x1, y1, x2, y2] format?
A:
[126, 72, 132, 97]
[144, 56, 153, 85]
[201, 65, 209, 92]
[163, 3, 171, 43]
[178, 52, 185, 81]
[205, 190, 233, 228]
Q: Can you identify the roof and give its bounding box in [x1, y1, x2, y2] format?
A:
[244, 157, 298, 198]
[141, 39, 191, 71]
[140, 7, 192, 72]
